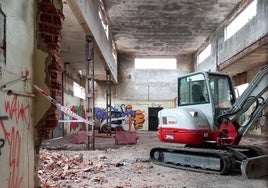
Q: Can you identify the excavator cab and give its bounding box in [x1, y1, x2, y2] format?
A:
[178, 72, 236, 129]
[206, 73, 236, 127]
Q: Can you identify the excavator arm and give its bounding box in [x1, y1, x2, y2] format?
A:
[219, 64, 268, 135]
[217, 64, 268, 178]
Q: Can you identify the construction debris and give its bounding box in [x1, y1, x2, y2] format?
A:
[37, 147, 152, 187]
[38, 131, 268, 188]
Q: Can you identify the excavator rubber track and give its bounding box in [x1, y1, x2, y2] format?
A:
[150, 147, 235, 175]
[150, 145, 268, 178]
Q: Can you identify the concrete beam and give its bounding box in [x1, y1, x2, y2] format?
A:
[67, 0, 118, 83]
[218, 35, 268, 71]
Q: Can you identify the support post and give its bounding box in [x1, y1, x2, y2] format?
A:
[85, 35, 95, 150]
[106, 69, 112, 136]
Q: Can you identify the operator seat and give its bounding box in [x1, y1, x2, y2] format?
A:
[192, 84, 205, 103]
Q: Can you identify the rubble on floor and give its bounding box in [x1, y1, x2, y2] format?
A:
[37, 131, 268, 188]
[38, 148, 152, 188]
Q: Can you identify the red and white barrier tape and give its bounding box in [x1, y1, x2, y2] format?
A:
[33, 84, 94, 126]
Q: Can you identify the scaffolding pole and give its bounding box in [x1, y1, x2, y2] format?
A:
[85, 35, 95, 150]
[106, 69, 112, 136]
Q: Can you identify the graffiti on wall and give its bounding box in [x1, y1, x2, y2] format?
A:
[1, 120, 22, 188]
[0, 95, 31, 188]
[0, 138, 4, 155]
[4, 95, 30, 126]
[69, 105, 86, 132]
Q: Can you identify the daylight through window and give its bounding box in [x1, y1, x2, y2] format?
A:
[225, 0, 257, 41]
[197, 44, 211, 64]
[135, 58, 177, 69]
[73, 82, 85, 100]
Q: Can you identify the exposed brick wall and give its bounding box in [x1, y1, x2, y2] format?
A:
[36, 0, 64, 141]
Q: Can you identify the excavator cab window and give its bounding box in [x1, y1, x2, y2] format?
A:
[178, 72, 236, 127]
[178, 73, 209, 105]
[208, 74, 236, 126]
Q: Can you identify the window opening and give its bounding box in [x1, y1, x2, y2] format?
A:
[73, 82, 85, 100]
[135, 58, 177, 69]
[98, 0, 109, 39]
[235, 83, 249, 98]
[197, 44, 211, 64]
[224, 0, 257, 41]
[112, 40, 117, 63]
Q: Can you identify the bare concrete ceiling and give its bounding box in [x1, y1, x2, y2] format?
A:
[61, 2, 106, 78]
[102, 0, 243, 56]
[61, 0, 268, 80]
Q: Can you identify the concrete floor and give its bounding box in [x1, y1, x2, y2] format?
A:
[39, 131, 268, 187]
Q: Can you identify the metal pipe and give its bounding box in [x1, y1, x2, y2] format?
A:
[7, 90, 35, 98]
[0, 77, 26, 90]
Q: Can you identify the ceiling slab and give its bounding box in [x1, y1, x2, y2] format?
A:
[103, 0, 243, 56]
[61, 0, 268, 82]
[61, 2, 107, 80]
[220, 43, 268, 76]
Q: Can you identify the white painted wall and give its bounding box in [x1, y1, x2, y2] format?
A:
[0, 0, 35, 187]
[62, 92, 85, 135]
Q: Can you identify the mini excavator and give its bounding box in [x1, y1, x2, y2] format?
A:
[150, 64, 268, 178]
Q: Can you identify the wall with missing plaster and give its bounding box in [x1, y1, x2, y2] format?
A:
[0, 0, 35, 187]
[34, 0, 65, 140]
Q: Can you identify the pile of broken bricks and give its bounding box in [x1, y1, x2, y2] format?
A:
[37, 148, 151, 187]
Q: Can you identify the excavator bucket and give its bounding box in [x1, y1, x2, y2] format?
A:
[241, 154, 268, 179]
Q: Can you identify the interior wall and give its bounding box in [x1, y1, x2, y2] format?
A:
[195, 0, 268, 136]
[218, 0, 268, 64]
[94, 53, 193, 130]
[0, 0, 35, 187]
[95, 99, 175, 131]
[115, 54, 192, 101]
[196, 0, 268, 71]
[60, 63, 86, 136]
[61, 92, 85, 135]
